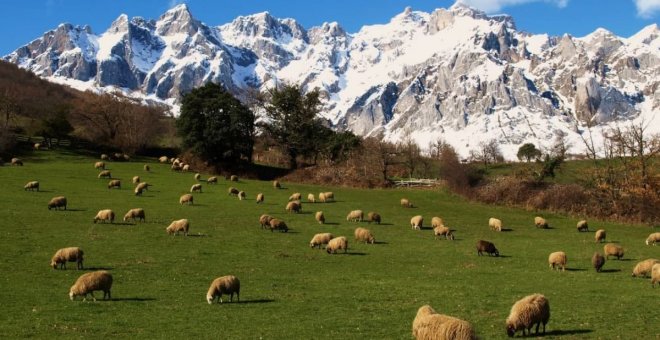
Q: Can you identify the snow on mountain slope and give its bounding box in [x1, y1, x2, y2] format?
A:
[3, 3, 659, 159]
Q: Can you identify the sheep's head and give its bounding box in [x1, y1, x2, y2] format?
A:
[309, 242, 315, 248]
[506, 323, 516, 337]
[493, 249, 500, 257]
[368, 236, 375, 244]
[206, 294, 214, 304]
[69, 289, 78, 301]
[51, 260, 58, 269]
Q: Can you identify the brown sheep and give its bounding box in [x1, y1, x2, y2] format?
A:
[505, 294, 550, 337]
[286, 201, 302, 213]
[548, 251, 567, 272]
[123, 208, 145, 222]
[476, 240, 499, 256]
[592, 252, 605, 272]
[48, 196, 67, 210]
[603, 243, 624, 260]
[268, 218, 288, 232]
[228, 187, 239, 196]
[259, 214, 273, 229]
[367, 212, 381, 224]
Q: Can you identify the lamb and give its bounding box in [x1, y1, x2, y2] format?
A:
[315, 211, 325, 224]
[594, 229, 606, 243]
[93, 209, 115, 223]
[431, 217, 444, 229]
[123, 208, 145, 222]
[256, 193, 264, 203]
[367, 212, 381, 224]
[143, 164, 150, 172]
[412, 305, 477, 340]
[259, 214, 273, 229]
[548, 251, 567, 272]
[107, 179, 121, 189]
[179, 193, 194, 205]
[238, 191, 246, 200]
[489, 218, 503, 232]
[354, 227, 375, 244]
[69, 270, 113, 301]
[273, 180, 281, 189]
[98, 170, 112, 179]
[576, 220, 589, 232]
[632, 259, 659, 278]
[206, 275, 240, 304]
[652, 263, 660, 287]
[476, 240, 499, 256]
[434, 225, 454, 240]
[230, 175, 238, 181]
[11, 157, 23, 166]
[132, 176, 140, 184]
[410, 215, 423, 230]
[505, 294, 550, 337]
[268, 218, 289, 232]
[47, 196, 67, 210]
[166, 219, 189, 236]
[310, 233, 334, 249]
[307, 193, 315, 203]
[228, 187, 239, 196]
[190, 184, 202, 193]
[401, 198, 412, 208]
[326, 236, 348, 254]
[207, 176, 218, 184]
[286, 201, 302, 213]
[603, 243, 624, 260]
[24, 181, 39, 191]
[51, 247, 84, 270]
[194, 173, 201, 181]
[592, 252, 605, 272]
[346, 210, 364, 222]
[534, 216, 549, 229]
[94, 161, 105, 169]
[159, 156, 169, 163]
[646, 232, 660, 245]
[289, 193, 302, 201]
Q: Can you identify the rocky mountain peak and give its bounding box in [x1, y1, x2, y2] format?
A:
[109, 14, 129, 34]
[156, 3, 199, 35]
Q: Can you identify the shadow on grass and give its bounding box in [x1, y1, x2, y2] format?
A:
[599, 269, 621, 273]
[500, 228, 514, 232]
[544, 329, 593, 336]
[85, 267, 113, 271]
[374, 223, 394, 226]
[565, 268, 587, 272]
[235, 299, 275, 304]
[616, 258, 634, 261]
[323, 222, 340, 226]
[186, 234, 209, 238]
[344, 252, 367, 256]
[107, 222, 134, 226]
[373, 241, 389, 245]
[111, 297, 156, 302]
[64, 209, 87, 212]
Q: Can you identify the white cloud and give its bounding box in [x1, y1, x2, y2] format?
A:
[455, 0, 569, 13]
[634, 0, 660, 18]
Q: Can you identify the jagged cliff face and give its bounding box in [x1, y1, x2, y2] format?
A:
[4, 4, 659, 158]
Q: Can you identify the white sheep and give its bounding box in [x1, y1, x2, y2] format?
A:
[577, 220, 589, 232]
[123, 208, 145, 222]
[431, 217, 444, 229]
[98, 170, 112, 179]
[107, 179, 121, 189]
[194, 173, 201, 181]
[534, 216, 549, 229]
[179, 194, 194, 205]
[228, 187, 239, 196]
[326, 236, 348, 254]
[412, 305, 477, 340]
[434, 225, 454, 240]
[646, 232, 660, 246]
[48, 196, 67, 210]
[307, 193, 315, 203]
[346, 210, 364, 222]
[273, 180, 281, 189]
[69, 271, 113, 301]
[206, 275, 240, 304]
[323, 192, 335, 202]
[24, 181, 39, 191]
[11, 157, 23, 166]
[289, 193, 302, 201]
[595, 229, 606, 243]
[310, 233, 334, 249]
[354, 227, 375, 244]
[652, 263, 660, 287]
[135, 182, 150, 192]
[315, 211, 325, 224]
[319, 192, 327, 203]
[158, 156, 168, 163]
[207, 176, 218, 184]
[166, 219, 189, 236]
[51, 247, 84, 270]
[191, 184, 202, 193]
[94, 161, 105, 169]
[132, 176, 140, 184]
[401, 198, 412, 208]
[548, 251, 567, 271]
[604, 243, 624, 260]
[256, 193, 264, 203]
[238, 191, 246, 200]
[506, 294, 550, 337]
[93, 209, 115, 223]
[100, 154, 109, 160]
[230, 175, 238, 181]
[259, 214, 273, 229]
[489, 218, 502, 232]
[182, 164, 190, 172]
[143, 164, 150, 172]
[410, 215, 423, 230]
[286, 201, 302, 213]
[632, 259, 659, 278]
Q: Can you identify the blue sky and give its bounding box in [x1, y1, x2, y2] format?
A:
[0, 0, 658, 56]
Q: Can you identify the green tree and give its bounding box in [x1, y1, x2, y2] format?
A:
[517, 143, 541, 162]
[176, 83, 255, 164]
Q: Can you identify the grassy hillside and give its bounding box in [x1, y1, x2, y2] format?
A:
[0, 149, 657, 339]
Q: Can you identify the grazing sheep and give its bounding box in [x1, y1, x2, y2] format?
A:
[179, 193, 194, 205]
[93, 209, 115, 224]
[207, 176, 218, 184]
[143, 164, 150, 172]
[256, 193, 264, 203]
[603, 243, 624, 260]
[94, 161, 105, 169]
[34, 143, 41, 150]
[190, 184, 202, 193]
[230, 175, 238, 181]
[431, 217, 444, 229]
[310, 233, 334, 249]
[259, 214, 273, 229]
[122, 153, 130, 161]
[595, 229, 606, 243]
[410, 215, 423, 230]
[476, 240, 499, 256]
[166, 219, 189, 236]
[592, 252, 605, 272]
[632, 259, 659, 278]
[11, 157, 23, 166]
[548, 251, 567, 272]
[367, 212, 381, 224]
[289, 193, 302, 201]
[101, 154, 109, 160]
[194, 173, 201, 181]
[171, 163, 182, 171]
[268, 218, 289, 232]
[286, 201, 302, 213]
[354, 227, 375, 244]
[307, 193, 315, 203]
[228, 187, 239, 196]
[326, 236, 348, 254]
[48, 196, 67, 210]
[577, 220, 589, 232]
[412, 305, 477, 340]
[107, 179, 121, 189]
[159, 156, 168, 163]
[24, 181, 39, 191]
[319, 192, 326, 203]
[132, 176, 140, 184]
[489, 218, 503, 232]
[434, 225, 454, 240]
[123, 208, 145, 222]
[273, 180, 281, 189]
[238, 191, 246, 200]
[182, 164, 190, 172]
[51, 247, 84, 270]
[69, 271, 113, 301]
[206, 275, 240, 304]
[401, 198, 412, 208]
[346, 210, 364, 222]
[315, 211, 325, 224]
[652, 263, 660, 287]
[98, 170, 112, 179]
[646, 232, 660, 246]
[505, 294, 550, 337]
[323, 192, 334, 202]
[136, 182, 151, 191]
[534, 216, 548, 229]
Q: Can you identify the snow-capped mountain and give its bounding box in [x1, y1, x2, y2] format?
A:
[5, 3, 659, 159]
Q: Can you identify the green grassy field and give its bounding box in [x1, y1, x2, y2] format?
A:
[0, 149, 658, 339]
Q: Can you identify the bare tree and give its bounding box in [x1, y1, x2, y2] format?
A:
[398, 134, 421, 179]
[470, 139, 503, 168]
